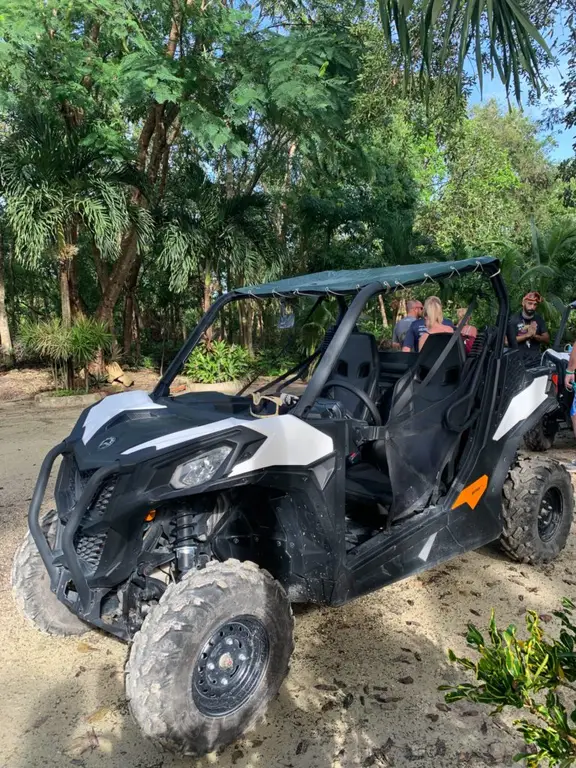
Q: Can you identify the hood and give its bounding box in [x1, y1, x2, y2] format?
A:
[68, 390, 257, 470]
[67, 390, 335, 479]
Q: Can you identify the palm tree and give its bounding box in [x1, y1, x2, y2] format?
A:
[487, 220, 576, 326]
[0, 111, 151, 330]
[381, 0, 551, 103]
[158, 166, 284, 351]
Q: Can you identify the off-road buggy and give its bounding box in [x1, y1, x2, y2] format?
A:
[13, 256, 574, 756]
[523, 300, 576, 451]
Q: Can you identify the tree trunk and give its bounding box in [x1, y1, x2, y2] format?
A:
[92, 241, 109, 295]
[202, 261, 214, 344]
[0, 234, 13, 363]
[58, 239, 75, 389]
[279, 141, 297, 245]
[123, 293, 134, 360]
[95, 228, 138, 327]
[238, 301, 254, 356]
[378, 295, 388, 329]
[122, 258, 141, 358]
[69, 251, 85, 320]
[59, 253, 73, 329]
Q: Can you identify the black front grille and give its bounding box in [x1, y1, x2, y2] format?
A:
[74, 530, 108, 569]
[92, 479, 116, 516]
[73, 476, 118, 574]
[64, 459, 96, 509]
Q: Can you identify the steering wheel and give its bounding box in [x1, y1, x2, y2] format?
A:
[321, 379, 382, 426]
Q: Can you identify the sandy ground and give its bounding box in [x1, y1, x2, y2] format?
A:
[1, 401, 576, 768]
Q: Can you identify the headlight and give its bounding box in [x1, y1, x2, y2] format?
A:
[170, 446, 232, 489]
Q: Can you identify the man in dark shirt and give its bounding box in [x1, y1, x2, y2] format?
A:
[508, 291, 550, 367]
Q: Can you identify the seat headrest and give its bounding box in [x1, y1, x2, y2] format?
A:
[416, 332, 465, 382]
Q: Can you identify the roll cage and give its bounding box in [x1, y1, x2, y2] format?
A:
[154, 256, 509, 406]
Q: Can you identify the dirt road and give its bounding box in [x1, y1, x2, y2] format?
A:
[1, 400, 575, 768]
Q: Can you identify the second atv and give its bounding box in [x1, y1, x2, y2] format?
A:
[523, 300, 576, 451]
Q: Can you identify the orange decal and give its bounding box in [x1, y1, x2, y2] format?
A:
[451, 475, 489, 511]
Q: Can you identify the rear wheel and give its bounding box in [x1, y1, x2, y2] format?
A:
[126, 559, 293, 756]
[500, 457, 573, 563]
[523, 415, 558, 452]
[12, 511, 89, 635]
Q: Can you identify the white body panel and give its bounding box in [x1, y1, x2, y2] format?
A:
[82, 391, 166, 444]
[122, 413, 334, 475]
[228, 415, 334, 476]
[492, 375, 549, 442]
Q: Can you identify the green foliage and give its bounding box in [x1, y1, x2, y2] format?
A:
[379, 0, 553, 102]
[69, 316, 113, 367]
[184, 340, 252, 384]
[0, 0, 569, 368]
[444, 599, 576, 767]
[20, 317, 112, 389]
[253, 349, 299, 378]
[418, 101, 558, 252]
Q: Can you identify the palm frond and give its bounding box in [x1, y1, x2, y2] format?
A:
[379, 0, 551, 102]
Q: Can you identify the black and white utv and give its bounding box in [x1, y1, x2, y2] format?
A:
[13, 257, 574, 756]
[523, 300, 576, 451]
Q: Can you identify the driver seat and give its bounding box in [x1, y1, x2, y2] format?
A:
[328, 332, 379, 420]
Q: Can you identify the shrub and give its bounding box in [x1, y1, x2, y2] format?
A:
[184, 340, 252, 384]
[19, 317, 112, 390]
[443, 598, 576, 767]
[253, 349, 299, 378]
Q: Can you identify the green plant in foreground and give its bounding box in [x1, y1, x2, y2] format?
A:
[444, 599, 576, 767]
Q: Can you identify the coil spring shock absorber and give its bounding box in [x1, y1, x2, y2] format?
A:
[175, 506, 199, 575]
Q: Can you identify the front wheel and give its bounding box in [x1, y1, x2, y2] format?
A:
[126, 559, 293, 756]
[500, 457, 574, 563]
[12, 511, 89, 635]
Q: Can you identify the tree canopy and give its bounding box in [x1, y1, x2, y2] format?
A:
[0, 0, 574, 371]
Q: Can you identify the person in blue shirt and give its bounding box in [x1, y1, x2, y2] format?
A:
[401, 296, 454, 352]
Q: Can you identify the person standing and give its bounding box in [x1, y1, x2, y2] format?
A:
[392, 299, 423, 349]
[402, 296, 454, 352]
[563, 346, 576, 456]
[508, 292, 550, 367]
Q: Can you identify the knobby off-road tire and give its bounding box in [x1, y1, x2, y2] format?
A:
[126, 559, 294, 756]
[523, 417, 558, 452]
[500, 457, 574, 563]
[12, 510, 89, 635]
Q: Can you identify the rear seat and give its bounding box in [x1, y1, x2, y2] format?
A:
[377, 351, 419, 422]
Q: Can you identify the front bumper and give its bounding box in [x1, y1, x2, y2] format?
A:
[28, 441, 122, 632]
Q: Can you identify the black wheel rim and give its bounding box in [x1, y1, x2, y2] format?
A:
[192, 616, 269, 717]
[538, 487, 563, 542]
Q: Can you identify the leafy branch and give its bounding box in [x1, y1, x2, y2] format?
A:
[443, 599, 576, 767]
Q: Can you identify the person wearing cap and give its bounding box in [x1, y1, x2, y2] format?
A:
[508, 292, 550, 367]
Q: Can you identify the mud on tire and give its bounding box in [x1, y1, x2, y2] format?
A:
[126, 559, 294, 756]
[12, 510, 89, 635]
[500, 457, 574, 563]
[523, 416, 558, 452]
